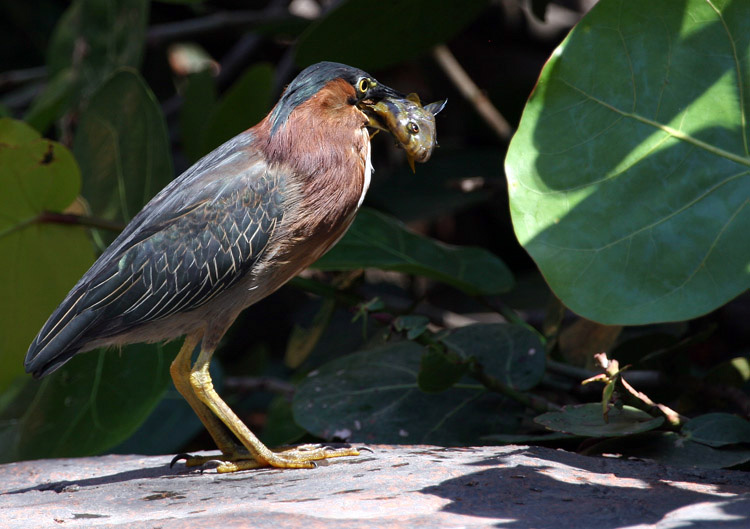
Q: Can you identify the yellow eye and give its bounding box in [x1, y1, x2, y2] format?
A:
[357, 78, 370, 93]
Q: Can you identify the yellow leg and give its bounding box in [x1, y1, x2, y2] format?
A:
[169, 333, 243, 457]
[172, 336, 362, 473]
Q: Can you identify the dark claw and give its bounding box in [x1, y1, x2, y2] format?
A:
[358, 446, 374, 454]
[170, 453, 192, 468]
[204, 459, 224, 469]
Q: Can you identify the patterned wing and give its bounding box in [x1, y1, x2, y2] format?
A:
[26, 134, 285, 376]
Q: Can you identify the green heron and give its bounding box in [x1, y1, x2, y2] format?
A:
[25, 62, 435, 473]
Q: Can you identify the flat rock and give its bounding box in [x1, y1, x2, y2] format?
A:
[2, 445, 750, 528]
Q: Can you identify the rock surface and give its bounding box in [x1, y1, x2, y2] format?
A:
[2, 445, 750, 528]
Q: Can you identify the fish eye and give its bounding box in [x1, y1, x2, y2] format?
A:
[408, 122, 420, 134]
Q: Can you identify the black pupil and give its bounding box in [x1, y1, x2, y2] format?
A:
[360, 80, 368, 91]
[409, 122, 419, 133]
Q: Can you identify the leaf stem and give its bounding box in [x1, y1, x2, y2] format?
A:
[432, 45, 512, 142]
[0, 211, 125, 241]
[36, 211, 126, 232]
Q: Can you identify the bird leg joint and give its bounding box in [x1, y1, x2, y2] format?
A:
[189, 364, 215, 400]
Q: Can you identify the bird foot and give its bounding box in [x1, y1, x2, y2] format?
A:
[171, 444, 370, 473]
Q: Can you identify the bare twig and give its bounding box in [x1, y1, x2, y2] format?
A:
[0, 66, 47, 90]
[0, 211, 125, 242]
[147, 7, 301, 47]
[37, 212, 126, 233]
[432, 45, 513, 142]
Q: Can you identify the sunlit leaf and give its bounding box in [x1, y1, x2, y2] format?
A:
[506, 0, 750, 324]
[314, 208, 514, 295]
[0, 118, 94, 394]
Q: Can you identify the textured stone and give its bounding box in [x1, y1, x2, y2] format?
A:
[2, 445, 750, 528]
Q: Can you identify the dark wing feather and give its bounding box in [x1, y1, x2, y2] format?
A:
[25, 132, 285, 377]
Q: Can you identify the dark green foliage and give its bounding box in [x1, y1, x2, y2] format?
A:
[1, 0, 748, 471]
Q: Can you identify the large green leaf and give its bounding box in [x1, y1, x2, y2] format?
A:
[295, 0, 488, 71]
[505, 0, 750, 324]
[293, 342, 516, 445]
[0, 118, 94, 394]
[313, 208, 513, 295]
[74, 68, 173, 223]
[0, 343, 178, 462]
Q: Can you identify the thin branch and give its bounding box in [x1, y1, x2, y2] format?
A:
[432, 44, 513, 142]
[0, 211, 125, 242]
[147, 8, 302, 47]
[0, 66, 47, 90]
[37, 212, 126, 233]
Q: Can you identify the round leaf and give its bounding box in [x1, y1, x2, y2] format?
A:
[0, 118, 94, 393]
[293, 342, 514, 445]
[505, 0, 750, 324]
[535, 403, 664, 437]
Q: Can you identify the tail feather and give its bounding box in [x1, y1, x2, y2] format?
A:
[25, 290, 98, 378]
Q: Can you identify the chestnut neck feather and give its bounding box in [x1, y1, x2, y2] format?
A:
[253, 78, 369, 235]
